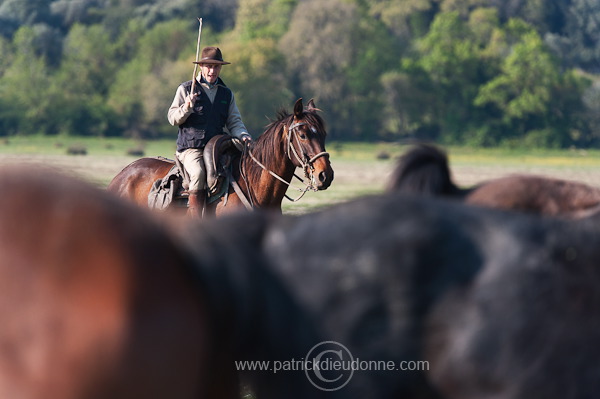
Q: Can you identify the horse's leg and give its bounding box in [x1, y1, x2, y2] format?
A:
[212, 195, 245, 217]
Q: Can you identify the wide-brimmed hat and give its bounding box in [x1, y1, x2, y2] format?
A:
[193, 46, 231, 65]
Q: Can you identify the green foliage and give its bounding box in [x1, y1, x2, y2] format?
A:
[50, 0, 105, 26]
[0, 0, 598, 148]
[386, 9, 590, 147]
[0, 27, 52, 134]
[235, 0, 296, 41]
[279, 0, 404, 139]
[474, 29, 589, 147]
[107, 19, 197, 137]
[380, 68, 438, 139]
[279, 0, 359, 138]
[0, 0, 52, 29]
[220, 38, 291, 134]
[399, 11, 485, 142]
[368, 0, 435, 39]
[545, 0, 600, 72]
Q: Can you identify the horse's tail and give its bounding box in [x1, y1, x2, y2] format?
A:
[387, 144, 461, 197]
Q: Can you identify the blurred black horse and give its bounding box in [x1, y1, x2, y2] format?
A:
[187, 191, 600, 399]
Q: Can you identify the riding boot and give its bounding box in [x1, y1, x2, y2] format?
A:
[187, 189, 206, 219]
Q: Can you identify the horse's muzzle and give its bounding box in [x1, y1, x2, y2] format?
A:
[314, 161, 334, 190]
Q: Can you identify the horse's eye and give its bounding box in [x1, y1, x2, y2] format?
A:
[299, 133, 307, 140]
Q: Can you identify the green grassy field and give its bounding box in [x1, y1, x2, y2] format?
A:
[2, 135, 600, 214]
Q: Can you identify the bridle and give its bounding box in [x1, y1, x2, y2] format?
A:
[244, 118, 330, 203]
[285, 121, 330, 180]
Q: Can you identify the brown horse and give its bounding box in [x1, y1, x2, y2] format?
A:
[0, 165, 213, 398]
[0, 165, 335, 399]
[387, 143, 600, 217]
[107, 98, 334, 216]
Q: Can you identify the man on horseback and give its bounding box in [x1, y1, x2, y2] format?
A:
[168, 46, 252, 218]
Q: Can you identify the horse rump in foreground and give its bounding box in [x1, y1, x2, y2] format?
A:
[388, 143, 600, 217]
[0, 165, 331, 399]
[107, 98, 334, 216]
[0, 165, 210, 398]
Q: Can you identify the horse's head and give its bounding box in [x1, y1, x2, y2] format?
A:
[286, 98, 334, 190]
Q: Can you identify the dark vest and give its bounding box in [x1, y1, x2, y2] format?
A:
[176, 78, 232, 152]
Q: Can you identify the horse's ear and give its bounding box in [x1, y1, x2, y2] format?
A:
[306, 98, 321, 113]
[294, 98, 304, 118]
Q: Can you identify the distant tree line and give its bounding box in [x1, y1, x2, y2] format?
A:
[1, 0, 600, 148]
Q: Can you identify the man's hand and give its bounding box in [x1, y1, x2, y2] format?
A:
[185, 93, 199, 110]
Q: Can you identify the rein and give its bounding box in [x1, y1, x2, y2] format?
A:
[246, 120, 329, 203]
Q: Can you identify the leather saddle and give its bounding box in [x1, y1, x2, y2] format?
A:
[204, 134, 241, 196]
[174, 134, 242, 198]
[148, 135, 244, 210]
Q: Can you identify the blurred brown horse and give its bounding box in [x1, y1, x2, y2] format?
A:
[387, 143, 600, 217]
[107, 98, 333, 216]
[0, 165, 332, 399]
[0, 166, 211, 398]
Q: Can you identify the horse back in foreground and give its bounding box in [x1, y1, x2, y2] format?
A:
[182, 188, 600, 398]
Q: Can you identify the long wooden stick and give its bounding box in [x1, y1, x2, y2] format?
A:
[190, 18, 203, 95]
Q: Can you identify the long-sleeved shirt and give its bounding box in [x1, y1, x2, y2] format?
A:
[167, 76, 251, 141]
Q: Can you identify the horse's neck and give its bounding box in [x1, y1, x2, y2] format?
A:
[242, 129, 295, 207]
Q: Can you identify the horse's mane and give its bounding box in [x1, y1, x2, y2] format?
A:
[387, 143, 461, 196]
[243, 107, 326, 185]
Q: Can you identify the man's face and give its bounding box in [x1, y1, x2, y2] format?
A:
[200, 63, 222, 84]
